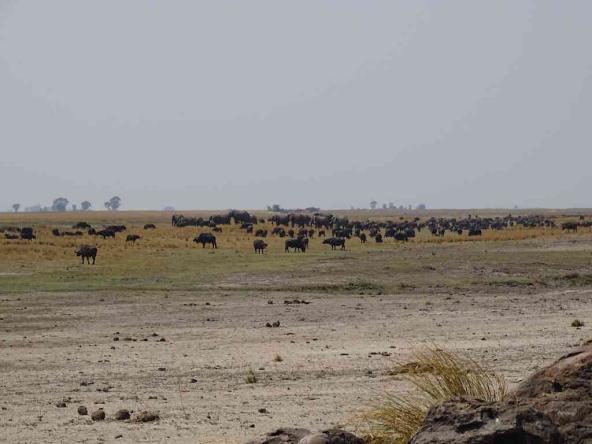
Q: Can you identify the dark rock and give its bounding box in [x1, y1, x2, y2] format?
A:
[77, 405, 88, 415]
[91, 409, 106, 421]
[55, 401, 67, 408]
[410, 342, 592, 444]
[246, 428, 363, 444]
[114, 409, 131, 420]
[135, 411, 159, 422]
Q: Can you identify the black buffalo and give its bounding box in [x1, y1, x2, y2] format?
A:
[144, 224, 156, 230]
[194, 233, 217, 248]
[96, 229, 115, 239]
[126, 234, 141, 243]
[76, 245, 98, 264]
[255, 229, 268, 237]
[323, 237, 346, 250]
[285, 238, 306, 253]
[253, 239, 268, 254]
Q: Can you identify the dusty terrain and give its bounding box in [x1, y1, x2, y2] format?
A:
[1, 210, 592, 443]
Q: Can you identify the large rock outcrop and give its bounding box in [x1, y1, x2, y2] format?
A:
[410, 342, 592, 443]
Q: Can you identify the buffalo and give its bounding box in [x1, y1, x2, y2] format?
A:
[194, 233, 217, 248]
[255, 229, 268, 237]
[360, 233, 367, 243]
[253, 239, 268, 254]
[323, 237, 346, 250]
[19, 227, 35, 240]
[96, 229, 115, 239]
[4, 233, 19, 240]
[73, 222, 92, 230]
[285, 238, 306, 253]
[126, 234, 141, 243]
[76, 245, 98, 264]
[144, 224, 156, 230]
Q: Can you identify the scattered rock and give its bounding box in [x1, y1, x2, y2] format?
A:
[77, 406, 88, 415]
[135, 411, 159, 422]
[114, 409, 131, 420]
[91, 409, 106, 421]
[246, 428, 363, 444]
[55, 401, 67, 408]
[190, 378, 198, 383]
[258, 408, 268, 414]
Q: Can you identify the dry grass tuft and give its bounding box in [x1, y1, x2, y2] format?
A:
[359, 346, 507, 444]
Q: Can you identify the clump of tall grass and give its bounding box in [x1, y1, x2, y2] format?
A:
[360, 346, 507, 444]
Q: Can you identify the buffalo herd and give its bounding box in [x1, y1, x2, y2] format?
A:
[1, 211, 590, 265]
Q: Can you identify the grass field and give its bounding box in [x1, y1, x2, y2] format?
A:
[0, 210, 591, 294]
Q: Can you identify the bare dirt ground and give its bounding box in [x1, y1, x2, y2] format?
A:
[2, 287, 591, 443]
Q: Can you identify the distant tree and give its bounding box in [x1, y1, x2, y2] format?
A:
[382, 203, 387, 210]
[51, 197, 69, 212]
[104, 196, 122, 211]
[417, 203, 427, 210]
[12, 203, 20, 213]
[72, 204, 77, 211]
[163, 206, 175, 211]
[370, 200, 377, 210]
[81, 201, 92, 211]
[271, 204, 281, 212]
[388, 202, 395, 209]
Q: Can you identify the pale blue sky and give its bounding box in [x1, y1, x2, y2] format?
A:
[1, 1, 591, 210]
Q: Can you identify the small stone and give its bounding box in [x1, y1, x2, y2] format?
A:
[91, 409, 106, 421]
[77, 406, 88, 415]
[135, 411, 159, 422]
[56, 401, 67, 408]
[114, 409, 131, 420]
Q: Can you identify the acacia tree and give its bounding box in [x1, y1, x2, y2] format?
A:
[51, 197, 69, 212]
[370, 200, 377, 210]
[104, 196, 122, 211]
[12, 203, 20, 213]
[81, 201, 92, 211]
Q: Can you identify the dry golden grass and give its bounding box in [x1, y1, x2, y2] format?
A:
[359, 346, 508, 444]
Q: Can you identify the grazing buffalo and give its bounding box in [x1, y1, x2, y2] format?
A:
[270, 214, 290, 226]
[73, 222, 91, 230]
[360, 233, 367, 243]
[255, 229, 268, 237]
[126, 234, 141, 243]
[271, 227, 286, 237]
[323, 237, 346, 250]
[194, 233, 217, 248]
[285, 238, 306, 253]
[318, 230, 326, 237]
[76, 245, 98, 264]
[562, 222, 578, 232]
[88, 228, 97, 235]
[106, 225, 126, 233]
[96, 229, 116, 239]
[4, 233, 19, 240]
[288, 229, 295, 238]
[375, 234, 383, 243]
[144, 224, 156, 230]
[209, 214, 231, 225]
[289, 214, 312, 228]
[253, 239, 268, 254]
[52, 228, 61, 237]
[308, 229, 315, 238]
[19, 227, 35, 240]
[468, 228, 482, 236]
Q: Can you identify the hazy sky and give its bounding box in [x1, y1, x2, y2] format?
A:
[1, 1, 591, 211]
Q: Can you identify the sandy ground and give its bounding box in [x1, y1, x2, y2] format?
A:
[2, 287, 591, 443]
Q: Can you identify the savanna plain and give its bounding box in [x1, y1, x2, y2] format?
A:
[1, 210, 592, 443]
